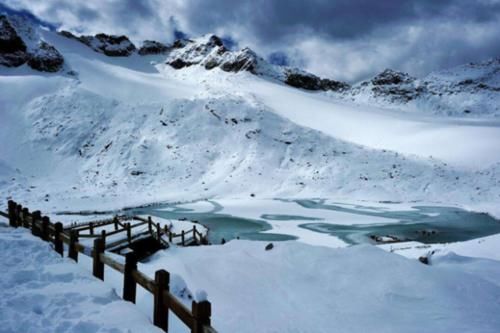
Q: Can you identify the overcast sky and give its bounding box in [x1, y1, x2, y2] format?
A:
[2, 0, 500, 82]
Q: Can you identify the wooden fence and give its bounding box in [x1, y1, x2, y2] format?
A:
[66, 215, 208, 248]
[2, 200, 217, 333]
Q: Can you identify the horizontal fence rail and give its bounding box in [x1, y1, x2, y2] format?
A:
[3, 200, 218, 333]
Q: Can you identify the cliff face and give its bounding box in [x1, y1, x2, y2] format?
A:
[0, 15, 63, 72]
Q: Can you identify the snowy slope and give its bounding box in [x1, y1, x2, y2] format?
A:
[344, 59, 500, 117]
[139, 240, 500, 333]
[0, 224, 163, 333]
[0, 14, 499, 217]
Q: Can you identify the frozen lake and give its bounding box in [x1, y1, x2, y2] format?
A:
[124, 199, 500, 246]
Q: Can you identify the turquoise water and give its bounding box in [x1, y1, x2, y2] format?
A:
[127, 201, 297, 243]
[122, 199, 500, 245]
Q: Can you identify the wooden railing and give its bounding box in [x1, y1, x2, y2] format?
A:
[4, 200, 218, 333]
[134, 216, 208, 246]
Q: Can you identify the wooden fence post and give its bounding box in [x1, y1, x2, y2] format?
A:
[123, 252, 137, 303]
[169, 231, 172, 243]
[15, 204, 22, 227]
[89, 222, 94, 235]
[31, 210, 42, 237]
[181, 230, 185, 246]
[8, 200, 16, 227]
[192, 300, 212, 333]
[93, 237, 105, 280]
[127, 223, 132, 243]
[156, 223, 161, 241]
[153, 269, 170, 331]
[68, 230, 79, 262]
[22, 207, 29, 228]
[54, 222, 64, 256]
[41, 216, 50, 241]
[114, 216, 119, 230]
[193, 226, 197, 244]
[148, 216, 153, 234]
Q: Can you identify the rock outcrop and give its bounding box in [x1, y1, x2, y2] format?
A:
[60, 31, 136, 56]
[371, 69, 415, 86]
[27, 41, 64, 72]
[285, 71, 350, 91]
[344, 58, 500, 116]
[0, 15, 28, 67]
[165, 34, 351, 92]
[138, 40, 170, 55]
[0, 15, 64, 72]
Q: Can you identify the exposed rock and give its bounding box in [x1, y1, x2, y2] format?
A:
[169, 58, 193, 69]
[372, 69, 415, 86]
[0, 15, 28, 67]
[265, 243, 274, 251]
[207, 35, 224, 47]
[27, 41, 64, 72]
[165, 33, 350, 92]
[204, 58, 220, 70]
[60, 31, 136, 56]
[138, 40, 170, 55]
[172, 39, 192, 49]
[87, 33, 136, 56]
[285, 71, 350, 92]
[167, 35, 230, 70]
[320, 78, 351, 92]
[219, 47, 258, 73]
[418, 256, 429, 265]
[59, 30, 79, 40]
[285, 72, 322, 90]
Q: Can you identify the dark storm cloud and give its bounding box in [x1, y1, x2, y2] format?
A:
[2, 0, 500, 81]
[172, 0, 500, 80]
[180, 0, 500, 41]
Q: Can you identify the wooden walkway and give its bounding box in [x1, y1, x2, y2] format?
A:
[1, 200, 217, 333]
[66, 215, 208, 252]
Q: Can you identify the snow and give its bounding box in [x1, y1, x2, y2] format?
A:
[344, 58, 500, 118]
[1, 23, 500, 217]
[379, 233, 500, 262]
[2, 16, 500, 333]
[0, 224, 163, 333]
[138, 239, 500, 333]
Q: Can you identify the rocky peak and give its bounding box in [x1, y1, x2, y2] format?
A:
[218, 47, 258, 73]
[0, 14, 63, 72]
[138, 40, 170, 55]
[27, 41, 64, 72]
[372, 69, 415, 86]
[60, 30, 136, 56]
[165, 34, 228, 69]
[165, 33, 350, 92]
[0, 15, 26, 52]
[83, 33, 136, 56]
[207, 35, 224, 48]
[285, 70, 350, 92]
[0, 15, 28, 67]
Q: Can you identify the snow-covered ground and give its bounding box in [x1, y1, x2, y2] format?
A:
[0, 223, 163, 333]
[140, 239, 500, 333]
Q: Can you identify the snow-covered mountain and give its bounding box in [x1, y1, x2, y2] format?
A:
[1, 13, 500, 215]
[3, 12, 500, 333]
[343, 60, 500, 117]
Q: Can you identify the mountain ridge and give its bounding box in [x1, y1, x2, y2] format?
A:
[2, 12, 499, 118]
[1, 12, 500, 215]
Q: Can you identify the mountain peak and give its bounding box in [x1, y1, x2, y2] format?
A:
[0, 14, 63, 71]
[371, 69, 415, 86]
